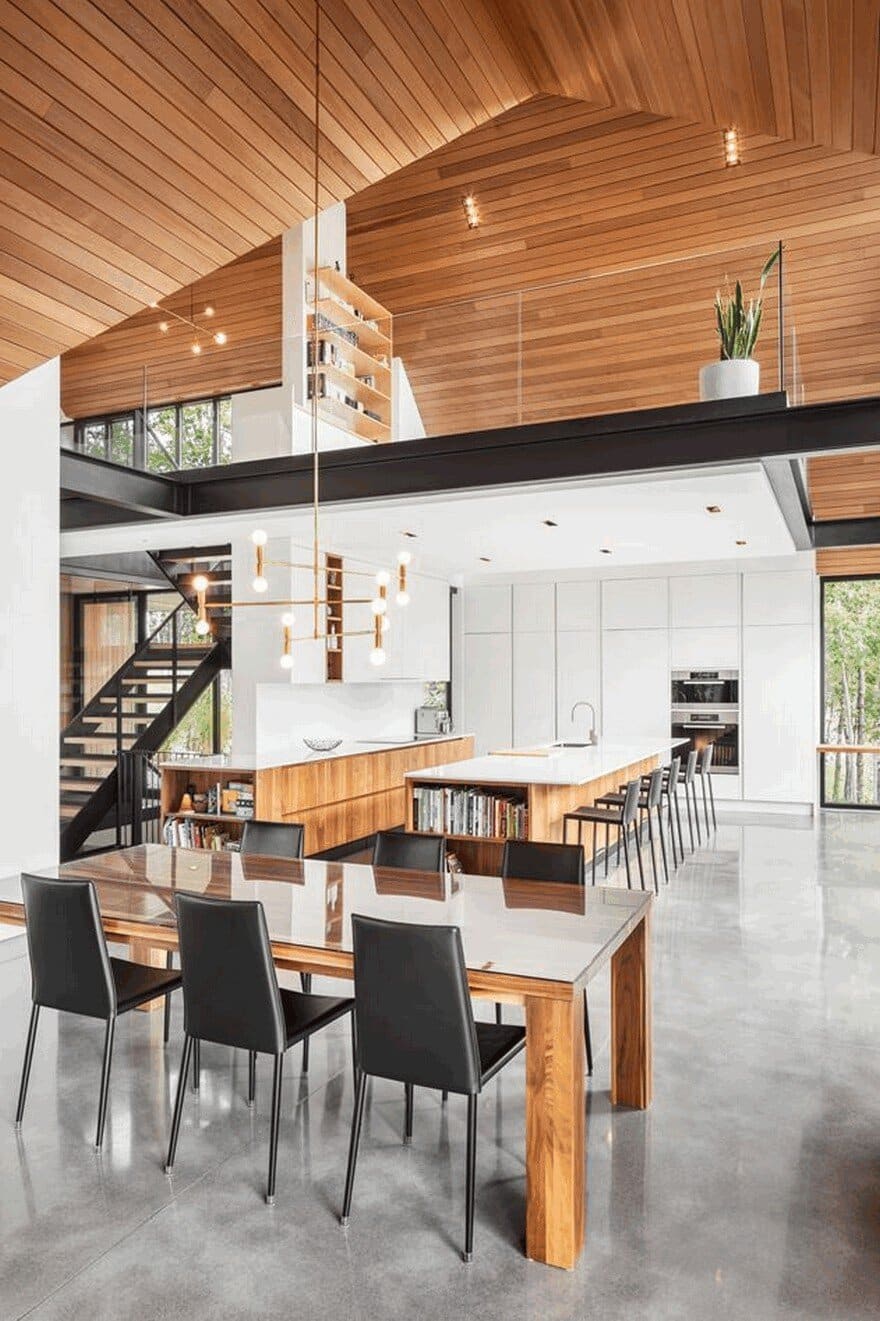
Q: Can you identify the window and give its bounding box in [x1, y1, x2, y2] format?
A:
[821, 576, 880, 807]
[74, 395, 233, 472]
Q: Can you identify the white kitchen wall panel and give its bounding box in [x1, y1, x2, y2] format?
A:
[513, 630, 556, 746]
[513, 582, 556, 633]
[463, 632, 512, 754]
[556, 580, 600, 631]
[742, 571, 814, 627]
[556, 630, 601, 742]
[669, 573, 739, 628]
[742, 623, 815, 802]
[602, 577, 669, 630]
[670, 627, 739, 669]
[602, 629, 670, 738]
[463, 584, 512, 633]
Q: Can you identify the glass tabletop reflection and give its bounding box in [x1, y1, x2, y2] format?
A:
[20, 845, 651, 988]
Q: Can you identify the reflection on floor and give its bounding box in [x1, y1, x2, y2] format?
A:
[1, 811, 878, 1320]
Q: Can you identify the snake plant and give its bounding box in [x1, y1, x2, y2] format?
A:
[713, 248, 780, 360]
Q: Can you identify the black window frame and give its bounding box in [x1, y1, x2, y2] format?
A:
[73, 393, 232, 473]
[819, 571, 880, 810]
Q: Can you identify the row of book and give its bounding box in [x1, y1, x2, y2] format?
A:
[411, 785, 529, 840]
[163, 818, 238, 851]
[204, 781, 254, 818]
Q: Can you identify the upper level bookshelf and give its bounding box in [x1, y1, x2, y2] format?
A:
[306, 266, 393, 445]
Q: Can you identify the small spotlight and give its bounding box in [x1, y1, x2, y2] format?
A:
[478, 555, 492, 563]
[402, 530, 418, 539]
[204, 305, 215, 316]
[599, 548, 612, 555]
[213, 331, 227, 345]
[462, 194, 480, 229]
[706, 505, 722, 514]
[191, 342, 201, 355]
[148, 301, 158, 309]
[735, 539, 747, 546]
[159, 321, 169, 333]
[722, 128, 741, 167]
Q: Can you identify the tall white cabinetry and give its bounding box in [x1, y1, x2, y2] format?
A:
[462, 585, 512, 754]
[601, 579, 669, 740]
[512, 584, 556, 747]
[556, 582, 601, 742]
[742, 571, 816, 803]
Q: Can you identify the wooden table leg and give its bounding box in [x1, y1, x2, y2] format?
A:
[130, 940, 166, 1013]
[610, 911, 653, 1108]
[525, 991, 585, 1270]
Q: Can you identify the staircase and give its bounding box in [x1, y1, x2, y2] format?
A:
[59, 546, 233, 860]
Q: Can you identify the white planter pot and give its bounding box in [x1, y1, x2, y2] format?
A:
[699, 358, 760, 401]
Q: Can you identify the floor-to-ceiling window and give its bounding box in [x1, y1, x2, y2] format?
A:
[821, 576, 880, 807]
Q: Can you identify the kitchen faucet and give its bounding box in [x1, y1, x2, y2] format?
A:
[570, 701, 598, 745]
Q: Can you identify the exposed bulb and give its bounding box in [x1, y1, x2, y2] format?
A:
[281, 612, 295, 627]
[159, 321, 169, 333]
[396, 590, 410, 607]
[192, 574, 208, 592]
[195, 618, 210, 636]
[251, 529, 268, 546]
[204, 305, 215, 317]
[213, 331, 227, 345]
[369, 647, 386, 666]
[280, 653, 294, 670]
[252, 575, 268, 593]
[397, 550, 412, 566]
[370, 595, 387, 616]
[375, 569, 390, 587]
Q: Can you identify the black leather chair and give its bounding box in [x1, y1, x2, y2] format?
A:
[16, 874, 181, 1149]
[372, 830, 447, 872]
[239, 817, 311, 1076]
[165, 891, 354, 1204]
[500, 839, 595, 1075]
[340, 914, 524, 1261]
[240, 819, 305, 860]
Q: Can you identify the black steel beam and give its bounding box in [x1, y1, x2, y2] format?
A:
[811, 516, 880, 548]
[61, 451, 181, 520]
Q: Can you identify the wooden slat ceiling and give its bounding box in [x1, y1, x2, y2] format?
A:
[8, 0, 880, 391]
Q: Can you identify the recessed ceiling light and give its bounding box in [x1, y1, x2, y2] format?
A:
[479, 555, 492, 563]
[735, 539, 747, 546]
[599, 548, 612, 555]
[706, 505, 722, 514]
[401, 530, 418, 539]
[204, 305, 215, 317]
[543, 519, 558, 527]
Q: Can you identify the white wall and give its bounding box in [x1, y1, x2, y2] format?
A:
[0, 360, 60, 878]
[459, 552, 818, 810]
[254, 681, 426, 764]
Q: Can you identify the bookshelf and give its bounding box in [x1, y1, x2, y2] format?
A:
[406, 778, 531, 875]
[326, 553, 343, 682]
[160, 763, 256, 851]
[306, 266, 393, 445]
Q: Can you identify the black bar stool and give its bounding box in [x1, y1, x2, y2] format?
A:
[637, 755, 683, 871]
[678, 750, 701, 850]
[500, 839, 594, 1075]
[563, 778, 645, 890]
[16, 874, 182, 1149]
[699, 742, 717, 833]
[598, 768, 667, 894]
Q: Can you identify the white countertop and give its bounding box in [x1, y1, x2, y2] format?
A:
[158, 732, 471, 774]
[404, 738, 673, 787]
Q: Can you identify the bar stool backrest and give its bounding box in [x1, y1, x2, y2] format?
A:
[621, 778, 643, 827]
[500, 838, 584, 885]
[351, 913, 481, 1094]
[667, 754, 682, 786]
[373, 831, 447, 872]
[700, 742, 714, 775]
[645, 766, 664, 810]
[21, 874, 115, 1019]
[240, 820, 305, 860]
[683, 749, 698, 783]
[175, 891, 285, 1055]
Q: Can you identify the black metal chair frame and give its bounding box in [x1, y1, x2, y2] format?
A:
[699, 743, 717, 834]
[563, 778, 645, 890]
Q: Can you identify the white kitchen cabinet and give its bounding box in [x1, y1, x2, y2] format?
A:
[669, 573, 739, 628]
[602, 577, 668, 630]
[463, 584, 511, 633]
[375, 574, 450, 681]
[556, 630, 601, 742]
[670, 627, 739, 669]
[602, 628, 669, 738]
[743, 571, 814, 627]
[556, 580, 600, 631]
[463, 632, 512, 754]
[513, 630, 556, 746]
[513, 582, 555, 633]
[742, 623, 815, 802]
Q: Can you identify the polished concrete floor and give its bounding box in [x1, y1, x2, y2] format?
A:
[1, 810, 879, 1320]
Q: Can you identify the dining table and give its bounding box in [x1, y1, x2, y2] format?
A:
[0, 845, 653, 1271]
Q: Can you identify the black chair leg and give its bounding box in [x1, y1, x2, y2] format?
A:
[673, 786, 686, 859]
[163, 949, 173, 1045]
[702, 777, 711, 836]
[634, 821, 647, 891]
[591, 822, 597, 885]
[495, 1003, 502, 1024]
[350, 1010, 358, 1074]
[248, 1050, 257, 1107]
[165, 1034, 193, 1172]
[95, 1016, 116, 1149]
[266, 1053, 284, 1205]
[300, 972, 312, 1073]
[404, 1083, 414, 1144]
[621, 827, 633, 889]
[464, 1094, 478, 1263]
[604, 821, 610, 878]
[647, 811, 659, 895]
[691, 781, 702, 846]
[657, 806, 670, 884]
[683, 782, 695, 851]
[708, 773, 717, 830]
[667, 796, 678, 868]
[584, 992, 593, 1076]
[341, 1069, 368, 1225]
[192, 1038, 200, 1092]
[15, 1003, 40, 1125]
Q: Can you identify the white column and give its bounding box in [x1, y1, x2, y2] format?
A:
[0, 359, 60, 879]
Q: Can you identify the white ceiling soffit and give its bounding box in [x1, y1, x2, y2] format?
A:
[61, 463, 794, 576]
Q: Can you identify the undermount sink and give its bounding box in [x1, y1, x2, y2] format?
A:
[553, 741, 594, 748]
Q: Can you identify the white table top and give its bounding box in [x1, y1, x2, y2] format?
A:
[405, 738, 674, 787]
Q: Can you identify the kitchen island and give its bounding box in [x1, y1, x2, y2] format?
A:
[160, 733, 473, 855]
[405, 737, 672, 873]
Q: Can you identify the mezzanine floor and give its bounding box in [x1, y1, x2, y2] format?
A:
[0, 810, 878, 1320]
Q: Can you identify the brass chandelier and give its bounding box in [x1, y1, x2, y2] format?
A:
[196, 0, 412, 668]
